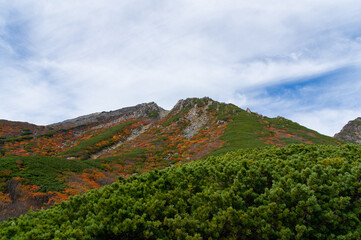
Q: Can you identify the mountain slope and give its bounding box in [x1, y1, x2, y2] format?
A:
[335, 117, 361, 144]
[0, 120, 45, 144]
[0, 102, 166, 158]
[0, 97, 343, 220]
[1, 144, 360, 239]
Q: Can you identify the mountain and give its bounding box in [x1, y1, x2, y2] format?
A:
[0, 97, 342, 220]
[334, 117, 361, 144]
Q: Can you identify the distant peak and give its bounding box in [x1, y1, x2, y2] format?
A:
[334, 117, 361, 144]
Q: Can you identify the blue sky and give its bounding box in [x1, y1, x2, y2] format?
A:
[0, 0, 361, 136]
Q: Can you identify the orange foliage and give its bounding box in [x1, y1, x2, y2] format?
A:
[258, 119, 315, 146]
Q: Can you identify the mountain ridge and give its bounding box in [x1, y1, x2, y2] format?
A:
[1, 102, 168, 136]
[48, 102, 168, 129]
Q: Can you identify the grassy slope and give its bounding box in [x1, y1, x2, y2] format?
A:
[209, 105, 268, 156]
[0, 156, 103, 192]
[60, 120, 135, 159]
[268, 116, 340, 145]
[209, 103, 342, 156]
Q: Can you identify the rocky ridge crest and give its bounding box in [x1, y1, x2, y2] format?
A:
[48, 102, 168, 129]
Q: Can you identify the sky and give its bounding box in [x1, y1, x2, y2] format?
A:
[0, 0, 361, 136]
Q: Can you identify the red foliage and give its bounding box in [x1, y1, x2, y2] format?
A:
[257, 120, 315, 146]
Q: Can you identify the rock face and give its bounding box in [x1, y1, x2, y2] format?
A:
[334, 117, 361, 144]
[181, 99, 213, 140]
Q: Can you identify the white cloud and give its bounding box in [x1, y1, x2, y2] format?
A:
[0, 0, 360, 136]
[290, 109, 361, 137]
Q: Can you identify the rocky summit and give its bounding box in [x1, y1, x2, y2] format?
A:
[334, 117, 361, 144]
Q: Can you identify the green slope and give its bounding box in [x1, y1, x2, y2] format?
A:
[208, 103, 268, 156]
[1, 144, 360, 239]
[208, 102, 341, 156]
[0, 156, 103, 192]
[60, 120, 136, 159]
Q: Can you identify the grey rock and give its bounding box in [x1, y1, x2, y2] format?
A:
[334, 117, 361, 144]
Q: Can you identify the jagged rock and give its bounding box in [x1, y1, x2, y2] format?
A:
[182, 101, 212, 140]
[169, 97, 215, 140]
[334, 117, 361, 144]
[172, 97, 213, 112]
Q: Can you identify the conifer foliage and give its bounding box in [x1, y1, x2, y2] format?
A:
[1, 144, 360, 239]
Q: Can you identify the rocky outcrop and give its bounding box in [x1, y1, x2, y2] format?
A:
[169, 97, 215, 139]
[334, 117, 361, 144]
[181, 101, 212, 140]
[172, 97, 213, 112]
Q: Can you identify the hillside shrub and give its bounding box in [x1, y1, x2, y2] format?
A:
[1, 144, 361, 239]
